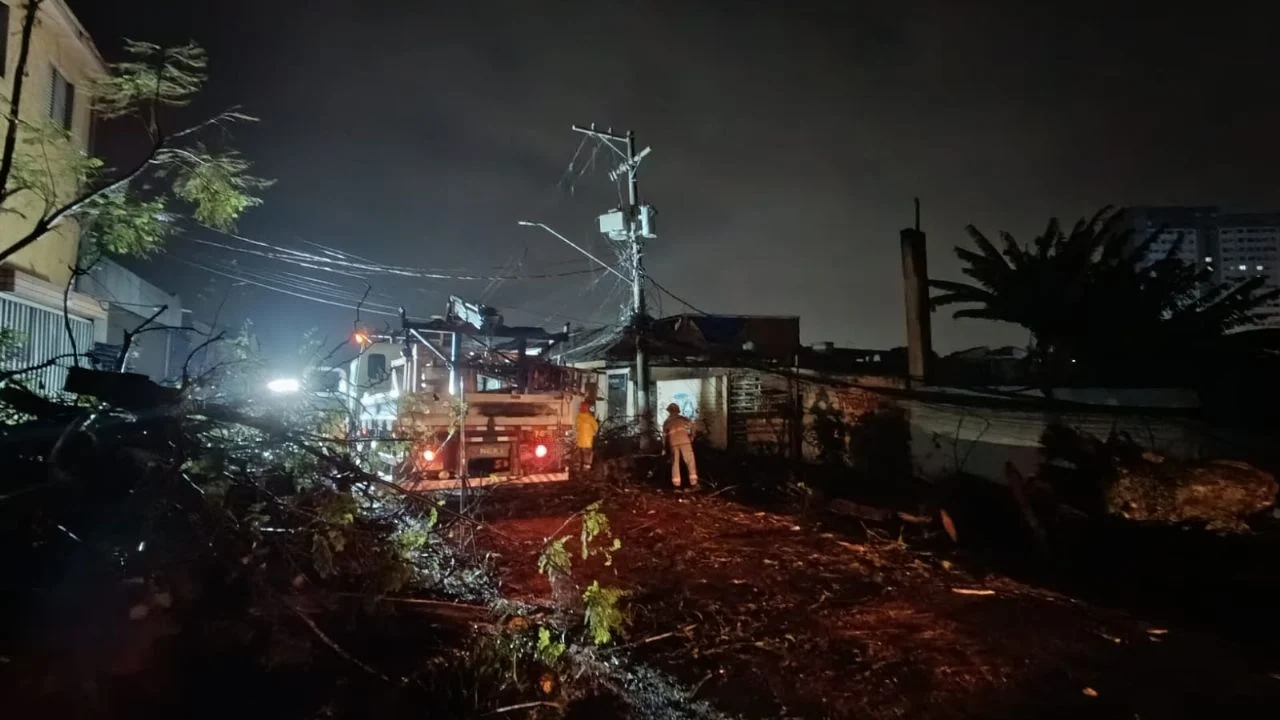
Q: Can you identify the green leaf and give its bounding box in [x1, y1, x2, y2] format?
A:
[81, 189, 170, 257]
[93, 40, 208, 118]
[536, 626, 566, 665]
[582, 581, 628, 646]
[537, 536, 571, 578]
[579, 501, 611, 559]
[168, 146, 272, 231]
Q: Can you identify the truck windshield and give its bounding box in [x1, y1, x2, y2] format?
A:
[366, 353, 387, 383]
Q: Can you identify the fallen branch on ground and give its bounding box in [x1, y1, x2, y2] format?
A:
[951, 588, 996, 596]
[483, 700, 564, 715]
[611, 623, 698, 651]
[290, 606, 394, 683]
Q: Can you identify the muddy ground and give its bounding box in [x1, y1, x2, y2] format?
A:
[475, 476, 1280, 719]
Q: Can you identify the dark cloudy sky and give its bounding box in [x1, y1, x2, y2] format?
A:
[67, 0, 1280, 355]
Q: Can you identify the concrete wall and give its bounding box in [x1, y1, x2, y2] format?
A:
[903, 387, 1206, 484]
[0, 0, 106, 288]
[797, 381, 887, 462]
[590, 363, 1216, 488]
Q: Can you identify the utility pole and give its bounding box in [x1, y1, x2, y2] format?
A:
[570, 123, 655, 449]
[900, 197, 932, 387]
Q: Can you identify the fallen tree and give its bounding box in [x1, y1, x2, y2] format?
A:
[2, 357, 732, 718]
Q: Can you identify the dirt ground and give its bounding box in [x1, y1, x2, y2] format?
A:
[475, 478, 1280, 719]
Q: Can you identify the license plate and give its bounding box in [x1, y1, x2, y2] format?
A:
[473, 443, 509, 458]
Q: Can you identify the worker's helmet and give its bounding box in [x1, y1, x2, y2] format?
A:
[580, 401, 593, 412]
[667, 403, 680, 414]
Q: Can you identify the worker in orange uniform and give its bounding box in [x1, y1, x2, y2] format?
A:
[574, 401, 599, 473]
[663, 403, 699, 491]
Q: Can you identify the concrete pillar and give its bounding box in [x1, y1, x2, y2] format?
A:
[900, 227, 932, 386]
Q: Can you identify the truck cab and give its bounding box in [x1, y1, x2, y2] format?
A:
[345, 307, 593, 490]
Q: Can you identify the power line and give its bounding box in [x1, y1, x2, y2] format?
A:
[214, 265, 402, 311]
[181, 230, 606, 281]
[648, 275, 711, 315]
[174, 257, 403, 317]
[178, 245, 620, 330]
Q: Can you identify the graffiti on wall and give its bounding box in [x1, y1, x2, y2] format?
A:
[671, 391, 696, 420]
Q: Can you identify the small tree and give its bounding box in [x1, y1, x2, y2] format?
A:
[0, 1, 269, 266]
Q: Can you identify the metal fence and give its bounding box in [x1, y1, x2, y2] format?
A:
[1, 294, 94, 395]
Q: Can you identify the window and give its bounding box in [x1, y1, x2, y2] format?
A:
[0, 4, 9, 78]
[366, 353, 387, 384]
[48, 65, 74, 130]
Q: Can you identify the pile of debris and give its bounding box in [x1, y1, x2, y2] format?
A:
[477, 477, 1280, 718]
[1040, 424, 1277, 532]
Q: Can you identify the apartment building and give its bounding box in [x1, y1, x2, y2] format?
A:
[0, 0, 108, 392]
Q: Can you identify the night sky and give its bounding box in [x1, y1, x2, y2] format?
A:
[67, 0, 1280, 357]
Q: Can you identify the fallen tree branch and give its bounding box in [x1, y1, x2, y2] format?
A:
[951, 588, 996, 596]
[0, 352, 84, 385]
[483, 700, 563, 716]
[0, 478, 69, 503]
[329, 592, 487, 610]
[290, 605, 393, 683]
[181, 331, 227, 388]
[610, 623, 698, 651]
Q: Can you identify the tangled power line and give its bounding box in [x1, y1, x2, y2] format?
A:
[174, 132, 706, 333]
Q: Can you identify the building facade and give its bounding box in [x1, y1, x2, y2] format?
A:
[0, 1, 109, 393]
[1124, 206, 1280, 328]
[1123, 206, 1218, 271]
[1215, 213, 1280, 327]
[76, 258, 187, 383]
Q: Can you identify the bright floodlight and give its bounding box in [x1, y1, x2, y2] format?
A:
[266, 377, 301, 394]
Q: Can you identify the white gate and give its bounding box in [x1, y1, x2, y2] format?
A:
[0, 294, 94, 395]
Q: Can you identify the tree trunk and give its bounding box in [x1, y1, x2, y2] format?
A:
[0, 1, 42, 201]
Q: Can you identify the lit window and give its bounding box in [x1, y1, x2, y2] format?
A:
[1203, 256, 1212, 262]
[1239, 264, 1248, 270]
[1257, 265, 1264, 271]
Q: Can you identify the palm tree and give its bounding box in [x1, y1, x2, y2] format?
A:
[931, 206, 1280, 389]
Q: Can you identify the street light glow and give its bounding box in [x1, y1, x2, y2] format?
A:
[266, 377, 301, 394]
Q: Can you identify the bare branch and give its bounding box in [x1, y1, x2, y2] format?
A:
[483, 701, 564, 716]
[63, 269, 82, 361]
[117, 304, 169, 372]
[289, 606, 392, 683]
[0, 352, 84, 385]
[181, 331, 227, 389]
[0, 109, 254, 267]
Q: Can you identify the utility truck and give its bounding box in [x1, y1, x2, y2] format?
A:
[344, 297, 593, 491]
